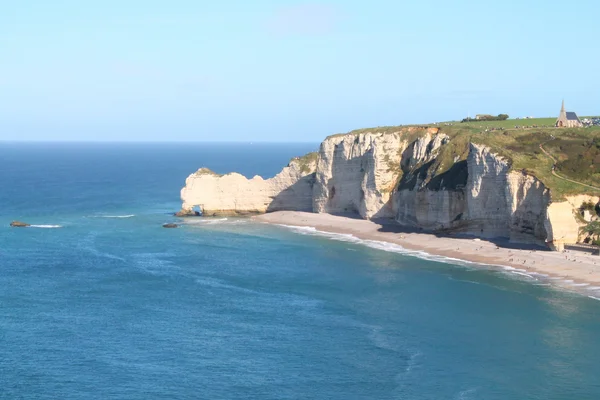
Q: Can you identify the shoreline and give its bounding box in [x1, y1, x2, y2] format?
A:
[254, 211, 600, 297]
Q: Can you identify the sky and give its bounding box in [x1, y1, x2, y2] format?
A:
[1, 0, 599, 142]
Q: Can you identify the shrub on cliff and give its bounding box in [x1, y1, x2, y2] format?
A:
[581, 221, 600, 242]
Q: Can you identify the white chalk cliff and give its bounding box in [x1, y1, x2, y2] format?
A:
[179, 128, 598, 250]
[179, 157, 316, 216]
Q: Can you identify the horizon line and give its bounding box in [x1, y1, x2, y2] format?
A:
[0, 140, 321, 144]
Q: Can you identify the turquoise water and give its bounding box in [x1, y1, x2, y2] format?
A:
[1, 143, 600, 399]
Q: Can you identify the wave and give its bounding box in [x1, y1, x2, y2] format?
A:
[501, 269, 537, 279]
[76, 232, 126, 262]
[183, 218, 233, 226]
[570, 283, 590, 287]
[94, 214, 135, 219]
[455, 387, 478, 400]
[29, 224, 62, 228]
[276, 223, 505, 269]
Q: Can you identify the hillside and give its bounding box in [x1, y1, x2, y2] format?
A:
[329, 121, 600, 200]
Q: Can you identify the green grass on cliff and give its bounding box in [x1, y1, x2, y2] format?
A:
[450, 117, 556, 130]
[471, 127, 600, 199]
[324, 121, 600, 200]
[194, 167, 223, 177]
[294, 152, 318, 174]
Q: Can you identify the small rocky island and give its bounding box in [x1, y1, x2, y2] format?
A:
[10, 221, 30, 227]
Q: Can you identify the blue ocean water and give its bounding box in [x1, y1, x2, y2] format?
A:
[1, 142, 600, 400]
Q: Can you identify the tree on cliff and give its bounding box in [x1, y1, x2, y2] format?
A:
[581, 221, 600, 245]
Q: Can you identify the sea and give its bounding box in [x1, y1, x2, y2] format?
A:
[1, 142, 600, 400]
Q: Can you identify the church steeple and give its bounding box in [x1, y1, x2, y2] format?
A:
[556, 99, 582, 128]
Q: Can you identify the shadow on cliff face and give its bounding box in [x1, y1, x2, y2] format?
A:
[373, 222, 550, 251]
[389, 160, 469, 230]
[266, 173, 316, 213]
[371, 158, 550, 251]
[508, 172, 550, 244]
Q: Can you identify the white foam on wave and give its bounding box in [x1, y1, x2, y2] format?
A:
[500, 265, 548, 281]
[276, 224, 600, 295]
[570, 283, 590, 287]
[505, 270, 536, 279]
[278, 224, 319, 234]
[29, 224, 62, 228]
[277, 224, 506, 270]
[455, 387, 478, 400]
[184, 218, 230, 226]
[203, 218, 229, 225]
[94, 214, 135, 218]
[76, 232, 126, 262]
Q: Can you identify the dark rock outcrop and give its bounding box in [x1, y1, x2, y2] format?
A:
[162, 223, 178, 228]
[174, 210, 200, 217]
[10, 221, 30, 227]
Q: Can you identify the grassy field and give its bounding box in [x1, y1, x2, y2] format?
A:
[447, 117, 556, 130]
[440, 116, 600, 130]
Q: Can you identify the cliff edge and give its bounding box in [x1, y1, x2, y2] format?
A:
[179, 125, 600, 250]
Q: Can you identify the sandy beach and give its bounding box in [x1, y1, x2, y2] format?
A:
[255, 211, 600, 294]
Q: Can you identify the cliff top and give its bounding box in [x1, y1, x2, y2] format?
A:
[292, 152, 318, 174]
[325, 121, 600, 200]
[193, 167, 223, 177]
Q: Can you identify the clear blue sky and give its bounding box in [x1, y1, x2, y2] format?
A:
[1, 0, 599, 142]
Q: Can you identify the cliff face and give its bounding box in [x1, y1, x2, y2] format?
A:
[312, 128, 446, 219]
[179, 157, 316, 216]
[390, 141, 552, 244]
[179, 128, 597, 249]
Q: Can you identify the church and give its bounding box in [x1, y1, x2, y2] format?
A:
[555, 100, 583, 128]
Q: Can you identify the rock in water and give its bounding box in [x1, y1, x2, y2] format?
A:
[174, 210, 200, 217]
[10, 221, 31, 227]
[162, 223, 178, 228]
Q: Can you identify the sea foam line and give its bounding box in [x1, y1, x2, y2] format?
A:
[274, 223, 599, 288]
[276, 223, 600, 297]
[276, 224, 513, 271]
[184, 218, 229, 225]
[93, 214, 135, 218]
[29, 224, 63, 228]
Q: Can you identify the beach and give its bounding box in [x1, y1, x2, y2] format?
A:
[256, 211, 600, 293]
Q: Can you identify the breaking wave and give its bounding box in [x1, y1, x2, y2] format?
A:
[182, 218, 246, 226]
[94, 214, 135, 218]
[29, 224, 63, 229]
[276, 224, 496, 269]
